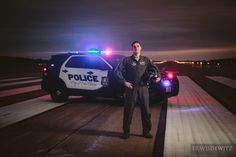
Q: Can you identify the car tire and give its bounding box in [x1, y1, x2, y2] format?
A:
[50, 87, 68, 102]
[161, 93, 168, 106]
[172, 79, 179, 96]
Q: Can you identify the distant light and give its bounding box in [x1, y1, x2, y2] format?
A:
[154, 60, 167, 64]
[50, 64, 54, 67]
[162, 80, 171, 87]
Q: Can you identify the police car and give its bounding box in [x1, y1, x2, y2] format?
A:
[41, 51, 179, 103]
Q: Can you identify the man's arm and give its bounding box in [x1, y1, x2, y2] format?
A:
[147, 58, 161, 80]
[114, 58, 133, 89]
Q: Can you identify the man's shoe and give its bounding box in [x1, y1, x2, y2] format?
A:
[143, 132, 153, 138]
[121, 132, 130, 139]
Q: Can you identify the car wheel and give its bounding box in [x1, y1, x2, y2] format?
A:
[161, 93, 168, 106]
[172, 79, 179, 96]
[50, 87, 68, 102]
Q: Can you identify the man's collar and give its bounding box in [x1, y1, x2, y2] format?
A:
[131, 55, 143, 61]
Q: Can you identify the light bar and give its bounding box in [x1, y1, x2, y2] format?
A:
[104, 50, 111, 55]
[88, 48, 112, 55]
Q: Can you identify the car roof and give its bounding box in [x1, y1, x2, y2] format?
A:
[49, 52, 125, 68]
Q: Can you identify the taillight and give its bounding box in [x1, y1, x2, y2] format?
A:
[42, 67, 48, 76]
[166, 72, 174, 79]
[42, 67, 47, 73]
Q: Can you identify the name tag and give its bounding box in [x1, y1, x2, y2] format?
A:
[140, 61, 146, 65]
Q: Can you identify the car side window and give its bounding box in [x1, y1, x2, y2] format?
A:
[65, 56, 109, 70]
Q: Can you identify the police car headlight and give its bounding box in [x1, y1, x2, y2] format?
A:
[162, 80, 171, 87]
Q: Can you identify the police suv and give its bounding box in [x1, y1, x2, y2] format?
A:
[41, 52, 179, 103]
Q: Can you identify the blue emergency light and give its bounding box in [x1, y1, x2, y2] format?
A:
[87, 48, 112, 55]
[88, 48, 100, 55]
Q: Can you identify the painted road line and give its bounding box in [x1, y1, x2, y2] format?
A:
[0, 95, 65, 128]
[164, 76, 236, 157]
[0, 85, 41, 97]
[0, 79, 41, 88]
[0, 77, 38, 83]
[206, 76, 236, 90]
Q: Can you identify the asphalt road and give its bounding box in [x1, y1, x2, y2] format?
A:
[0, 64, 236, 157]
[0, 98, 161, 157]
[0, 76, 162, 157]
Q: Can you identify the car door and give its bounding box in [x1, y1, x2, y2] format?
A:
[59, 55, 113, 90]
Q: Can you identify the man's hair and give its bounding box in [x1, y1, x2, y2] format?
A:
[131, 40, 141, 46]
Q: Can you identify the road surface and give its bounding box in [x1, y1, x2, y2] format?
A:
[0, 73, 235, 157]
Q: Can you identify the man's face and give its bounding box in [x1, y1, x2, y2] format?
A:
[132, 42, 142, 55]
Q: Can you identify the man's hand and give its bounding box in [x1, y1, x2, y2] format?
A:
[153, 74, 161, 83]
[124, 81, 133, 89]
[155, 77, 161, 83]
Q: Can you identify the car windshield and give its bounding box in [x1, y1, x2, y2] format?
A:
[65, 56, 110, 70]
[103, 55, 125, 68]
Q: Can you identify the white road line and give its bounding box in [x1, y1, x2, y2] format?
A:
[0, 95, 65, 128]
[0, 79, 41, 88]
[206, 76, 236, 90]
[0, 85, 42, 97]
[0, 77, 38, 83]
[164, 76, 236, 157]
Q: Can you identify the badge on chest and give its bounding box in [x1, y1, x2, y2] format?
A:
[131, 62, 137, 66]
[140, 61, 146, 65]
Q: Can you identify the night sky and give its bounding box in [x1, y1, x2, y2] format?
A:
[1, 0, 236, 60]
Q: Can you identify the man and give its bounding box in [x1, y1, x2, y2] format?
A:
[114, 41, 159, 139]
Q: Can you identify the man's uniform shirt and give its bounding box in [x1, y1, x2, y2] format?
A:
[114, 55, 159, 87]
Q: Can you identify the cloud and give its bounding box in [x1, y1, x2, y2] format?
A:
[0, 0, 236, 59]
